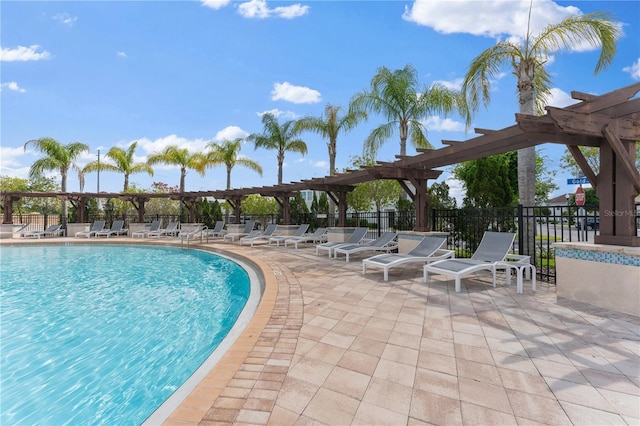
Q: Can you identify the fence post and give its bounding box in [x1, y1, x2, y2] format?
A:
[517, 204, 524, 255]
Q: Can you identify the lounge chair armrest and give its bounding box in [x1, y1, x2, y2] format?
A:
[504, 254, 531, 264]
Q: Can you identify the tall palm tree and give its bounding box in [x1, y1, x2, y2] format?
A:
[461, 9, 620, 208]
[350, 63, 468, 158]
[247, 113, 308, 185]
[23, 137, 89, 227]
[205, 139, 263, 189]
[147, 145, 206, 192]
[82, 141, 154, 192]
[295, 104, 367, 177]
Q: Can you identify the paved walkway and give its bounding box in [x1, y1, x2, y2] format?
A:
[164, 240, 640, 425]
[3, 237, 638, 424]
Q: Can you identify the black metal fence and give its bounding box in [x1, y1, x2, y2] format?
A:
[17, 203, 639, 284]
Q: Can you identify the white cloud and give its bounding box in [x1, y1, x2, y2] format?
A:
[200, 0, 231, 10]
[433, 78, 463, 91]
[214, 126, 250, 141]
[238, 0, 309, 19]
[309, 159, 327, 168]
[272, 3, 309, 19]
[52, 13, 77, 26]
[0, 146, 31, 173]
[136, 134, 210, 168]
[256, 109, 299, 119]
[271, 82, 321, 104]
[0, 45, 51, 62]
[623, 58, 640, 80]
[117, 51, 127, 58]
[424, 116, 465, 132]
[0, 81, 26, 93]
[545, 87, 580, 108]
[403, 0, 581, 38]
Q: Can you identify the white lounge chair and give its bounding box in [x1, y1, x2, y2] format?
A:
[362, 236, 453, 281]
[23, 224, 64, 239]
[75, 220, 106, 238]
[423, 231, 516, 292]
[268, 224, 309, 246]
[315, 227, 368, 257]
[178, 223, 207, 244]
[223, 220, 256, 242]
[240, 223, 278, 246]
[333, 232, 398, 263]
[284, 228, 327, 249]
[95, 220, 128, 238]
[205, 220, 226, 239]
[148, 221, 179, 238]
[132, 220, 161, 238]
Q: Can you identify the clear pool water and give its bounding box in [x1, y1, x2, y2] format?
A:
[0, 244, 251, 425]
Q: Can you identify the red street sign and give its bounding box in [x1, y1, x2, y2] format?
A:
[575, 187, 586, 206]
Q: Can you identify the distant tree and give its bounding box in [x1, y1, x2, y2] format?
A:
[23, 137, 89, 226]
[535, 152, 558, 204]
[560, 144, 640, 178]
[347, 156, 403, 212]
[0, 176, 30, 215]
[318, 192, 330, 215]
[289, 192, 310, 225]
[248, 113, 308, 185]
[428, 181, 457, 210]
[350, 63, 468, 159]
[453, 153, 516, 208]
[144, 181, 180, 216]
[205, 139, 262, 189]
[82, 141, 153, 192]
[147, 146, 206, 192]
[462, 8, 620, 209]
[242, 194, 277, 216]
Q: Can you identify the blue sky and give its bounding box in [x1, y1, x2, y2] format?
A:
[2, 0, 639, 203]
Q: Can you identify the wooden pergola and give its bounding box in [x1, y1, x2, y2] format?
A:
[3, 84, 638, 245]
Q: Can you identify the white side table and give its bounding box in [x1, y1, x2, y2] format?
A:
[499, 255, 537, 294]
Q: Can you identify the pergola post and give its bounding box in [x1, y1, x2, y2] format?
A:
[2, 195, 17, 224]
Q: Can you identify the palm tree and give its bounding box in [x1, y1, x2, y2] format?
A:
[247, 113, 308, 185]
[23, 137, 89, 227]
[295, 104, 367, 177]
[82, 141, 153, 192]
[350, 63, 468, 158]
[461, 9, 620, 208]
[205, 139, 263, 189]
[147, 145, 206, 192]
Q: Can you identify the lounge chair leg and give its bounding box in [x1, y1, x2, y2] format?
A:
[455, 277, 461, 292]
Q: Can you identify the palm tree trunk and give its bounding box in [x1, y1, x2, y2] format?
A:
[60, 170, 68, 228]
[518, 74, 536, 256]
[226, 166, 232, 190]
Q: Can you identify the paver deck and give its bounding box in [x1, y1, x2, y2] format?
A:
[3, 237, 639, 425]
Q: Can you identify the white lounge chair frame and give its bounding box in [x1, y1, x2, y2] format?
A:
[423, 231, 516, 292]
[268, 224, 309, 246]
[95, 220, 128, 238]
[315, 227, 369, 257]
[362, 236, 453, 281]
[333, 232, 398, 263]
[23, 224, 64, 239]
[205, 221, 226, 239]
[75, 220, 106, 238]
[132, 220, 161, 238]
[223, 220, 256, 242]
[284, 228, 327, 249]
[148, 221, 179, 238]
[240, 223, 278, 246]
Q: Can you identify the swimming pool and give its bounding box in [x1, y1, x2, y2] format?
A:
[0, 244, 255, 425]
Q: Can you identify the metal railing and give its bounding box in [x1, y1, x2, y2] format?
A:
[20, 203, 639, 283]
